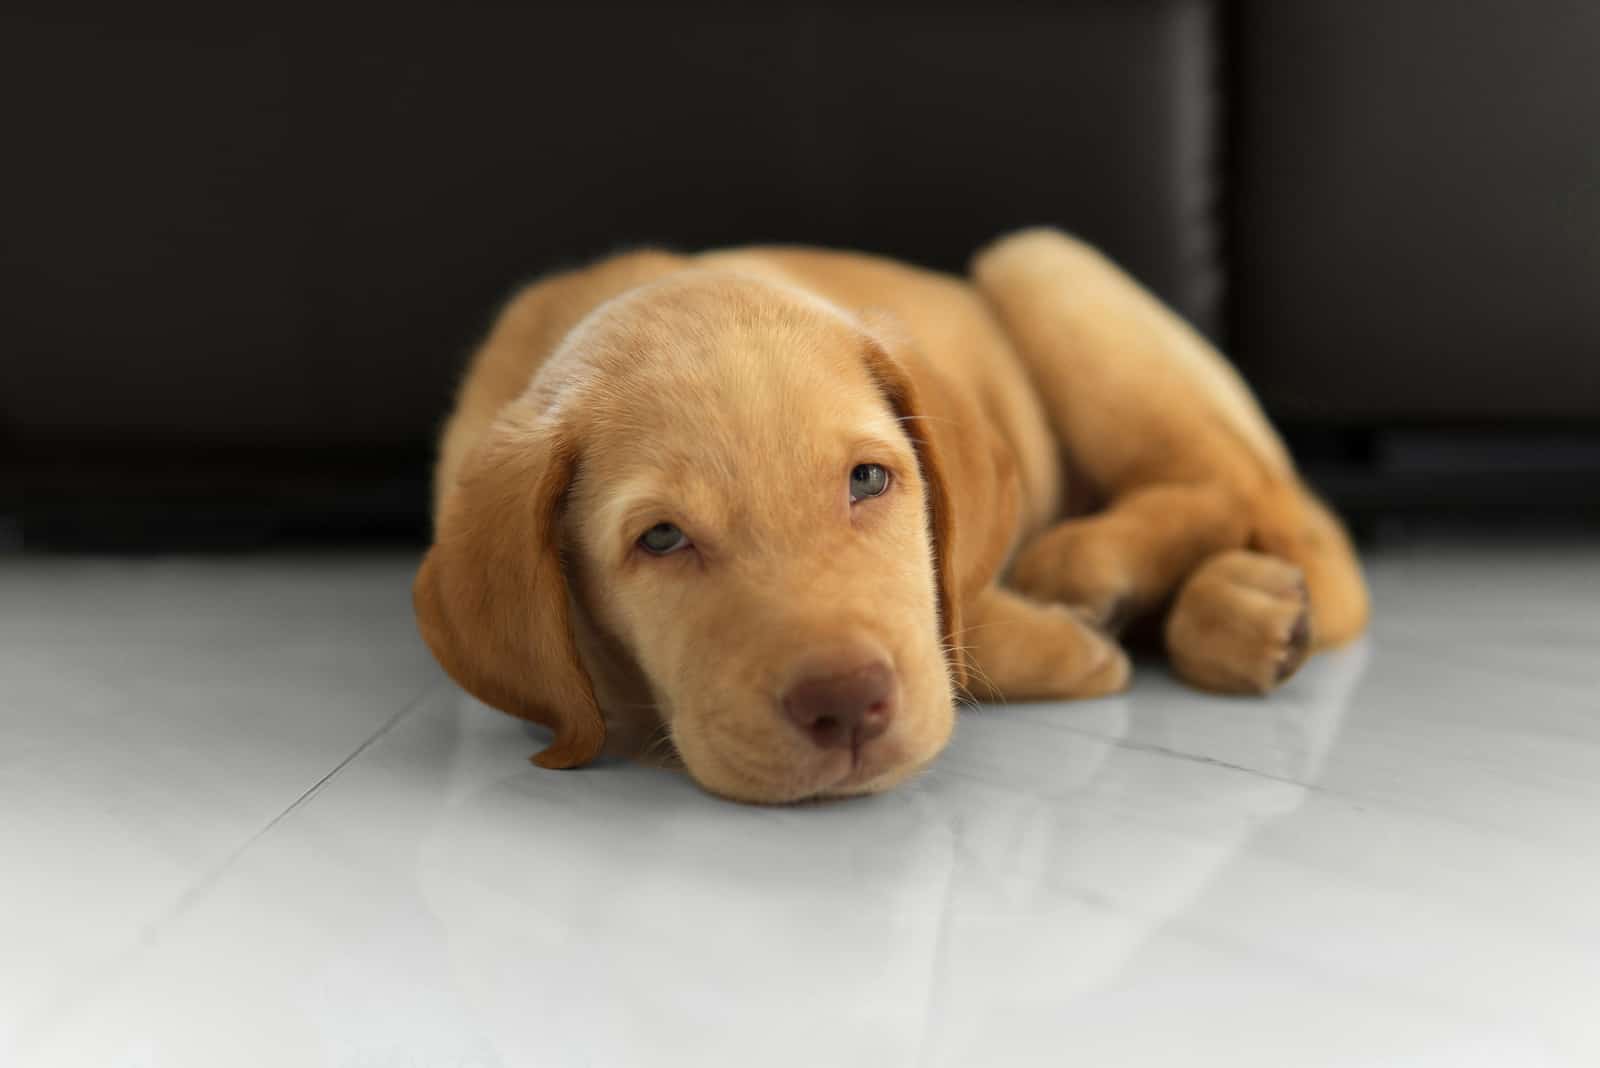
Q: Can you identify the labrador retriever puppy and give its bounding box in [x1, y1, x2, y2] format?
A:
[415, 228, 1369, 803]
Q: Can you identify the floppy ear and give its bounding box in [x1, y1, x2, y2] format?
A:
[413, 405, 605, 768]
[858, 337, 968, 691]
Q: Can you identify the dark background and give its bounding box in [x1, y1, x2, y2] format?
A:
[4, 1, 1597, 549]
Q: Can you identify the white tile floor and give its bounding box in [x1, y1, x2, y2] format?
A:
[2, 542, 1598, 1067]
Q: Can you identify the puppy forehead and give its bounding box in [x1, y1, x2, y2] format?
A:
[578, 279, 903, 471]
[583, 371, 902, 500]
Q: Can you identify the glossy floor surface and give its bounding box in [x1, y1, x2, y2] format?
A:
[3, 541, 1598, 1067]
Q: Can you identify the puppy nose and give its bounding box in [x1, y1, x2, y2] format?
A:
[782, 662, 896, 749]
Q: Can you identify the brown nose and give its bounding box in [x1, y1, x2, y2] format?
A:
[782, 662, 897, 749]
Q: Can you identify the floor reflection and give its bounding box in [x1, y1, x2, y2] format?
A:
[414, 646, 1369, 1066]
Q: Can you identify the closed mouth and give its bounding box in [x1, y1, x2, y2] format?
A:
[691, 733, 896, 804]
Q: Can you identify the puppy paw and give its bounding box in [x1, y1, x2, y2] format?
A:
[1061, 609, 1133, 697]
[1164, 550, 1313, 694]
[960, 590, 1131, 703]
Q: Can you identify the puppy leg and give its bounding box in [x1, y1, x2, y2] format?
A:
[1164, 550, 1313, 693]
[971, 226, 1295, 494]
[1007, 481, 1251, 630]
[960, 585, 1130, 702]
[973, 226, 1289, 630]
[972, 226, 1370, 664]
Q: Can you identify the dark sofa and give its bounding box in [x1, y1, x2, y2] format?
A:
[5, 1, 1597, 547]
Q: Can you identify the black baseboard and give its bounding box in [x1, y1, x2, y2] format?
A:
[8, 429, 1598, 552]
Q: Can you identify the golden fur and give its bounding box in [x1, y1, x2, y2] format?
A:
[415, 228, 1369, 803]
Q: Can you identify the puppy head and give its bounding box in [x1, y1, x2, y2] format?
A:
[415, 272, 963, 802]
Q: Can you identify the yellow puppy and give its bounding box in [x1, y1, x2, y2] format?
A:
[414, 228, 1369, 803]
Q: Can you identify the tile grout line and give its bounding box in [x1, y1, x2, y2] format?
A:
[1044, 717, 1332, 792]
[15, 678, 447, 1062]
[229, 678, 448, 850]
[130, 678, 447, 937]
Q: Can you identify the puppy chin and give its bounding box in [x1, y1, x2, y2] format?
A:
[821, 753, 933, 799]
[677, 742, 847, 806]
[675, 707, 955, 805]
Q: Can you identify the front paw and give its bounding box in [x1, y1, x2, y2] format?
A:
[1164, 550, 1313, 694]
[1061, 608, 1133, 697]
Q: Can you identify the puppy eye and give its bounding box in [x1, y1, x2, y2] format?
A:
[849, 463, 891, 502]
[639, 522, 689, 555]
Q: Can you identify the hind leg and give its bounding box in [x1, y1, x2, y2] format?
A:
[973, 227, 1369, 689]
[971, 227, 1295, 494]
[974, 225, 1296, 633]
